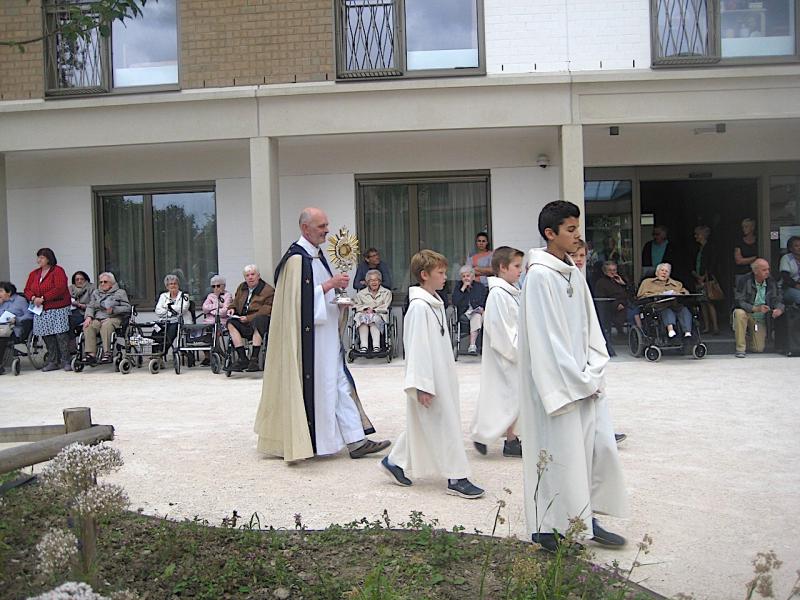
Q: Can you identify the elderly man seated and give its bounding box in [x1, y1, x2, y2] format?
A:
[452, 265, 488, 355]
[227, 264, 275, 372]
[733, 258, 784, 358]
[81, 272, 130, 364]
[353, 269, 392, 353]
[593, 261, 640, 333]
[637, 262, 693, 340]
[354, 247, 393, 291]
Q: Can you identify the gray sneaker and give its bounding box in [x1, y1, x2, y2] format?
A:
[446, 478, 484, 499]
[503, 438, 522, 457]
[735, 351, 746, 358]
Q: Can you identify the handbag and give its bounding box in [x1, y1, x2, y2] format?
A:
[705, 277, 725, 301]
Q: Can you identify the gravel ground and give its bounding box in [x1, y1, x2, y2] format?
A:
[2, 353, 798, 599]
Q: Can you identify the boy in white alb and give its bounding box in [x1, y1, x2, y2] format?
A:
[519, 201, 628, 552]
[381, 250, 484, 499]
[471, 246, 524, 457]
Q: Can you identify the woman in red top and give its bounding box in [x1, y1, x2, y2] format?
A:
[23, 248, 73, 371]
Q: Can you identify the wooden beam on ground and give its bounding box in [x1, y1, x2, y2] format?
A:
[0, 424, 66, 443]
[0, 425, 115, 474]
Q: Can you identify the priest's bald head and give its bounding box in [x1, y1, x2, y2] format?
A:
[299, 207, 330, 247]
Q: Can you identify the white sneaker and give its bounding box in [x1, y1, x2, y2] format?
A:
[667, 330, 676, 338]
[684, 331, 692, 337]
[467, 344, 478, 355]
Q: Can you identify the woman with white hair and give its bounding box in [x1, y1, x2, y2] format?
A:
[202, 275, 233, 326]
[452, 265, 488, 354]
[637, 262, 693, 339]
[155, 273, 192, 359]
[353, 269, 392, 353]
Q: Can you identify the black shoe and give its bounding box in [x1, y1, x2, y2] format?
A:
[531, 532, 585, 553]
[245, 357, 261, 372]
[614, 433, 627, 444]
[349, 438, 390, 459]
[83, 354, 97, 365]
[473, 441, 487, 455]
[503, 438, 522, 457]
[446, 478, 484, 499]
[231, 358, 248, 372]
[380, 456, 412, 486]
[591, 518, 626, 546]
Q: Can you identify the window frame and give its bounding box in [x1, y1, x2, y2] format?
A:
[334, 0, 486, 80]
[93, 181, 216, 309]
[650, 0, 800, 67]
[43, 0, 181, 98]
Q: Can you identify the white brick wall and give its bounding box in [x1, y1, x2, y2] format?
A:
[485, 0, 651, 74]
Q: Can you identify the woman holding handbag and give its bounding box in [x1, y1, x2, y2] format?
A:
[691, 225, 721, 335]
[23, 248, 73, 371]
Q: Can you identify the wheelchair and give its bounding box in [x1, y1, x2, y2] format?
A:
[71, 309, 132, 373]
[0, 321, 40, 375]
[345, 308, 399, 363]
[628, 294, 708, 362]
[222, 330, 265, 376]
[446, 306, 483, 361]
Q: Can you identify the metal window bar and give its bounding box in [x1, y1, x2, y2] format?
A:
[44, 0, 109, 95]
[653, 0, 719, 65]
[337, 0, 403, 78]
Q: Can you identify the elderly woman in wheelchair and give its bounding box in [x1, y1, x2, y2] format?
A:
[352, 269, 392, 354]
[632, 263, 707, 361]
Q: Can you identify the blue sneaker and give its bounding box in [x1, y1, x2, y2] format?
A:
[381, 456, 412, 486]
[446, 478, 484, 499]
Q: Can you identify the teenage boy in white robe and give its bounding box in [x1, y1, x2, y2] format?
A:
[381, 249, 485, 499]
[520, 200, 629, 552]
[471, 246, 524, 457]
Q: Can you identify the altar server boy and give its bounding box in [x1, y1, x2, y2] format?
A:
[471, 246, 524, 457]
[519, 201, 628, 552]
[381, 250, 484, 499]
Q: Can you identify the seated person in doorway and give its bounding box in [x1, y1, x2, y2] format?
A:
[227, 264, 274, 372]
[637, 262, 693, 340]
[593, 261, 640, 333]
[0, 281, 33, 375]
[779, 236, 800, 306]
[733, 258, 784, 359]
[641, 225, 678, 279]
[82, 273, 130, 364]
[452, 265, 488, 355]
[354, 247, 393, 291]
[353, 269, 392, 353]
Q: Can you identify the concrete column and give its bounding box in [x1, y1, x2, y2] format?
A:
[559, 124, 585, 226]
[249, 137, 282, 284]
[0, 154, 8, 280]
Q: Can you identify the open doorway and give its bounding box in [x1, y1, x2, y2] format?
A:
[640, 178, 759, 332]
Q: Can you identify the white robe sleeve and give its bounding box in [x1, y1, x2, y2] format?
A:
[525, 271, 604, 416]
[403, 303, 438, 397]
[485, 291, 518, 364]
[312, 285, 328, 324]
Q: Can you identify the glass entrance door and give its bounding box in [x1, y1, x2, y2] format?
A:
[583, 180, 634, 286]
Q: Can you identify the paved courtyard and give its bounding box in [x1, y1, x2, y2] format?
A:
[2, 353, 798, 599]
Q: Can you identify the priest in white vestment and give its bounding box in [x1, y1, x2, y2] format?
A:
[254, 207, 389, 462]
[519, 201, 628, 552]
[471, 246, 524, 457]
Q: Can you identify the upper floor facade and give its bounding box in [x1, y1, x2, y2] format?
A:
[1, 0, 798, 101]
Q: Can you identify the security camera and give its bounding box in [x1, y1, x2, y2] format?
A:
[536, 154, 550, 169]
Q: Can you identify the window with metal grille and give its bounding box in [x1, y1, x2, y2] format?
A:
[651, 0, 799, 66]
[335, 0, 485, 79]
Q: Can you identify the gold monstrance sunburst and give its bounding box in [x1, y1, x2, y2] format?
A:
[326, 226, 360, 305]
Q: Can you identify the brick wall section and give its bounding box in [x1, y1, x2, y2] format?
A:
[179, 0, 335, 88]
[0, 0, 44, 101]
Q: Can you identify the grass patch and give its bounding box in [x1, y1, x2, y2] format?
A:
[1, 482, 659, 599]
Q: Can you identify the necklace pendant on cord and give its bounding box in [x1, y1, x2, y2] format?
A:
[567, 284, 574, 297]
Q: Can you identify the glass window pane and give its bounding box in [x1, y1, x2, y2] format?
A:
[584, 180, 634, 284]
[405, 0, 479, 70]
[721, 0, 796, 57]
[112, 0, 178, 87]
[360, 184, 410, 292]
[417, 181, 489, 290]
[152, 192, 218, 302]
[769, 175, 800, 272]
[654, 0, 711, 59]
[102, 194, 147, 301]
[342, 0, 398, 72]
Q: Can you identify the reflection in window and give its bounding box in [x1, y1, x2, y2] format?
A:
[721, 0, 796, 57]
[361, 185, 410, 291]
[405, 0, 479, 70]
[769, 175, 800, 270]
[102, 195, 146, 300]
[584, 181, 634, 284]
[654, 0, 711, 61]
[112, 0, 178, 87]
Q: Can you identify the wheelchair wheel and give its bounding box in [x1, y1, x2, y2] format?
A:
[148, 358, 161, 374]
[644, 345, 662, 362]
[11, 357, 21, 376]
[71, 355, 84, 373]
[692, 343, 708, 359]
[258, 346, 266, 371]
[210, 352, 222, 374]
[119, 358, 133, 375]
[27, 334, 46, 369]
[173, 350, 182, 374]
[628, 327, 645, 358]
